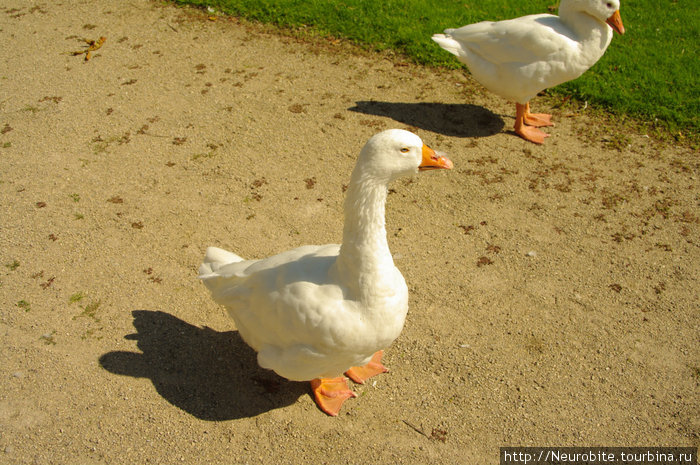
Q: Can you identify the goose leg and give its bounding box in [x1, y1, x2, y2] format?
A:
[515, 102, 550, 144]
[345, 350, 389, 384]
[310, 377, 357, 416]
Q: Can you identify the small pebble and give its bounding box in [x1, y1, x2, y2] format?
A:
[526, 251, 537, 257]
[12, 371, 24, 379]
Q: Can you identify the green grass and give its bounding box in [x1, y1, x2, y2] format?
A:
[69, 291, 86, 303]
[172, 0, 698, 135]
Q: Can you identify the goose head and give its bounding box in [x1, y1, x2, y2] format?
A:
[564, 0, 625, 34]
[355, 129, 453, 183]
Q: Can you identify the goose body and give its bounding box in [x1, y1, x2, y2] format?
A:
[199, 242, 405, 382]
[199, 130, 453, 415]
[432, 0, 624, 144]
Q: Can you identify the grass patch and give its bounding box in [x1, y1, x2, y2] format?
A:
[69, 291, 86, 303]
[73, 299, 101, 322]
[172, 0, 699, 135]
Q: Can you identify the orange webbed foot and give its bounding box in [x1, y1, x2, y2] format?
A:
[519, 101, 554, 128]
[515, 125, 550, 145]
[523, 112, 554, 128]
[345, 350, 389, 384]
[515, 102, 551, 144]
[310, 377, 357, 416]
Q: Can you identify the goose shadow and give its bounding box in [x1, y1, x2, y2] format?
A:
[99, 310, 307, 420]
[348, 101, 505, 138]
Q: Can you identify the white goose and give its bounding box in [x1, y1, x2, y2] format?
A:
[199, 130, 453, 416]
[432, 0, 625, 144]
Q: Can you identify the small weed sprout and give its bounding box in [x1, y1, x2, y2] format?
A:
[17, 300, 31, 312]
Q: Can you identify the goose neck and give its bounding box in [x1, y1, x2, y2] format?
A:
[334, 172, 394, 286]
[559, 4, 612, 50]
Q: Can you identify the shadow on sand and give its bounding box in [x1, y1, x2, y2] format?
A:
[348, 101, 505, 138]
[99, 310, 307, 420]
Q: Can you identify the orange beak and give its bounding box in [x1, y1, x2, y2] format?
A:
[606, 10, 625, 35]
[419, 144, 453, 171]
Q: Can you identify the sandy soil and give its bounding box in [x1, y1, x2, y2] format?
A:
[0, 1, 698, 464]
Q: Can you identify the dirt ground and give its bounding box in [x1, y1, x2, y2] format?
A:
[0, 1, 698, 464]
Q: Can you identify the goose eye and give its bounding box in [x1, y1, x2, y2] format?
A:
[400, 148, 410, 153]
[606, 2, 613, 7]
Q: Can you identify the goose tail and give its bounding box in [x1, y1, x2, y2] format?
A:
[431, 32, 464, 58]
[198, 246, 244, 277]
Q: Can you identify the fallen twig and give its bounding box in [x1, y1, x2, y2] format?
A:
[402, 420, 430, 439]
[402, 420, 448, 442]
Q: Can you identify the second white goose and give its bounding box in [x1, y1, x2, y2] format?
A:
[433, 0, 625, 144]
